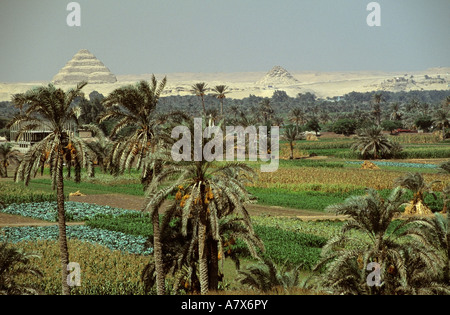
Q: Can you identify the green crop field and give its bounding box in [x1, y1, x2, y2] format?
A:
[1, 129, 449, 296]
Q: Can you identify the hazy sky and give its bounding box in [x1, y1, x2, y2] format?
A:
[0, 0, 449, 82]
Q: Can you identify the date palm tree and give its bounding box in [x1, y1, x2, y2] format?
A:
[0, 143, 21, 178]
[433, 109, 449, 141]
[80, 124, 112, 175]
[144, 160, 262, 295]
[0, 241, 43, 295]
[372, 93, 384, 126]
[439, 160, 450, 174]
[351, 126, 393, 159]
[143, 120, 263, 294]
[315, 188, 443, 295]
[437, 161, 449, 214]
[99, 77, 186, 188]
[205, 108, 220, 126]
[443, 96, 450, 109]
[237, 257, 302, 293]
[406, 212, 450, 287]
[259, 99, 274, 125]
[389, 102, 403, 121]
[289, 107, 305, 129]
[191, 82, 208, 116]
[141, 202, 264, 295]
[228, 105, 240, 120]
[8, 82, 93, 295]
[284, 125, 301, 160]
[211, 85, 229, 116]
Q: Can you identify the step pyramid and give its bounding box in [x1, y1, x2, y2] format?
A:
[256, 66, 299, 86]
[52, 49, 117, 84]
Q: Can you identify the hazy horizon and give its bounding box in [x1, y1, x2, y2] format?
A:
[1, 0, 449, 82]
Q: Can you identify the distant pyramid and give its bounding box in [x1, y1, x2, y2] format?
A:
[52, 49, 117, 84]
[256, 66, 299, 86]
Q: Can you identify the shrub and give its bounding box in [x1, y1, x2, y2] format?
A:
[331, 119, 358, 136]
[414, 116, 433, 132]
[0, 183, 57, 206]
[381, 120, 403, 134]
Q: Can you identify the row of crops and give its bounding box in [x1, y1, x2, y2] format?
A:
[0, 200, 333, 270]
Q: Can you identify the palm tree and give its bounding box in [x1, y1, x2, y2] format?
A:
[439, 160, 450, 174]
[229, 105, 240, 120]
[141, 206, 264, 295]
[351, 126, 393, 159]
[443, 96, 450, 109]
[406, 98, 420, 112]
[81, 124, 112, 175]
[441, 185, 450, 214]
[259, 99, 274, 125]
[8, 82, 92, 295]
[0, 241, 43, 295]
[237, 257, 302, 294]
[407, 213, 450, 286]
[315, 188, 443, 295]
[437, 161, 449, 214]
[394, 172, 438, 215]
[0, 143, 21, 178]
[238, 110, 258, 128]
[284, 125, 301, 160]
[272, 116, 284, 127]
[211, 85, 229, 116]
[143, 122, 263, 294]
[289, 107, 305, 129]
[99, 77, 185, 188]
[191, 82, 208, 116]
[319, 111, 331, 125]
[433, 109, 449, 141]
[205, 108, 220, 126]
[389, 102, 403, 121]
[372, 93, 384, 126]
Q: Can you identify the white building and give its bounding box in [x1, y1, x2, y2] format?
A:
[10, 121, 77, 153]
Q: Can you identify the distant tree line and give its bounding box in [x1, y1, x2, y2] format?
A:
[0, 89, 448, 140]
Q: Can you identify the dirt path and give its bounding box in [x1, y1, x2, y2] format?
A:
[67, 194, 347, 221]
[0, 194, 347, 228]
[0, 213, 85, 227]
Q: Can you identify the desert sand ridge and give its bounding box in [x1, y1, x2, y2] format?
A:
[0, 63, 448, 102]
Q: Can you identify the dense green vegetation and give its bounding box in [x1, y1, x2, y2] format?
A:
[1, 80, 448, 295]
[0, 182, 57, 206]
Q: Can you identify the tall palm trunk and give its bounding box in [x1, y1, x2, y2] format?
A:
[446, 213, 450, 283]
[201, 96, 206, 117]
[152, 210, 165, 295]
[57, 154, 71, 295]
[198, 217, 209, 294]
[208, 239, 219, 291]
